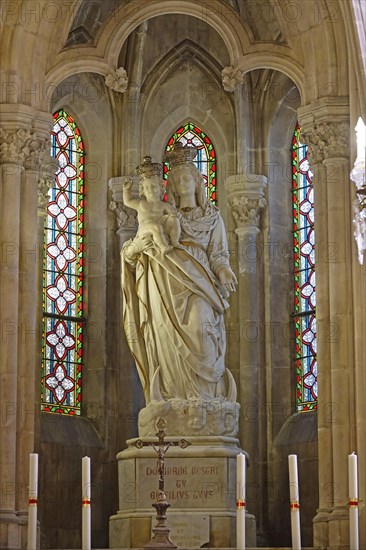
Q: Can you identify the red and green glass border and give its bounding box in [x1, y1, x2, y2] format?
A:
[41, 109, 85, 416]
[292, 123, 317, 412]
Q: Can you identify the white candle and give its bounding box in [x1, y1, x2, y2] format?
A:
[348, 452, 359, 550]
[236, 452, 246, 550]
[288, 454, 301, 550]
[27, 453, 38, 550]
[82, 456, 91, 550]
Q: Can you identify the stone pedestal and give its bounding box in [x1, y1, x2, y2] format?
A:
[109, 437, 256, 548]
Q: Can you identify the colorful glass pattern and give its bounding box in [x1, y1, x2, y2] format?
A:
[292, 123, 317, 412]
[164, 122, 217, 204]
[41, 109, 84, 415]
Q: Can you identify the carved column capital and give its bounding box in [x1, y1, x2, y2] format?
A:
[225, 174, 267, 233]
[0, 127, 34, 165]
[299, 127, 327, 164]
[108, 176, 138, 232]
[298, 98, 350, 162]
[109, 201, 138, 231]
[24, 136, 49, 171]
[300, 122, 349, 163]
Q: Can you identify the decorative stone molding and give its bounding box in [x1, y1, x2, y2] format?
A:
[38, 156, 59, 216]
[225, 175, 267, 274]
[24, 136, 49, 171]
[301, 122, 349, 163]
[299, 127, 326, 164]
[221, 65, 244, 92]
[323, 122, 349, 158]
[298, 98, 350, 163]
[0, 127, 34, 165]
[109, 200, 137, 230]
[108, 176, 138, 230]
[105, 67, 129, 93]
[225, 174, 267, 231]
[37, 177, 53, 216]
[230, 195, 267, 228]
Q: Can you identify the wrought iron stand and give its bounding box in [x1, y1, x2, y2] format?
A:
[134, 418, 191, 549]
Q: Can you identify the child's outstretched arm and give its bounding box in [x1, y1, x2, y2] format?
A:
[123, 179, 139, 210]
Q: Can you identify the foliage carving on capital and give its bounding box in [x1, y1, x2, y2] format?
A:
[301, 121, 349, 163]
[221, 66, 244, 93]
[300, 127, 326, 164]
[229, 195, 267, 228]
[37, 156, 58, 216]
[38, 177, 53, 216]
[109, 200, 137, 230]
[0, 127, 34, 165]
[105, 67, 129, 93]
[24, 137, 49, 170]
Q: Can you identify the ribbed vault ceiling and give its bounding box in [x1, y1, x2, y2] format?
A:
[65, 0, 285, 47]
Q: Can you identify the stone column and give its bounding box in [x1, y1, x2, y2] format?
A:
[120, 22, 147, 173]
[299, 119, 333, 548]
[323, 123, 352, 550]
[108, 177, 142, 430]
[225, 174, 267, 522]
[299, 99, 353, 550]
[15, 135, 50, 546]
[0, 124, 33, 549]
[0, 105, 53, 549]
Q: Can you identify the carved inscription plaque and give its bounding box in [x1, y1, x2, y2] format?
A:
[137, 457, 228, 509]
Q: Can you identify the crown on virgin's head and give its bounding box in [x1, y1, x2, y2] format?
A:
[136, 156, 162, 179]
[164, 142, 197, 167]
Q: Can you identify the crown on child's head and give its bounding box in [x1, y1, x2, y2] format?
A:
[136, 156, 162, 179]
[164, 142, 197, 168]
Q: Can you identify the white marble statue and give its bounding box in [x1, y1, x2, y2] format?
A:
[122, 144, 239, 436]
[123, 158, 180, 254]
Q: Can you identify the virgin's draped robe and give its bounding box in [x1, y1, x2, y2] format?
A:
[122, 204, 232, 403]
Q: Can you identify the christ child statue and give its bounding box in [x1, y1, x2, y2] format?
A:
[123, 157, 180, 255]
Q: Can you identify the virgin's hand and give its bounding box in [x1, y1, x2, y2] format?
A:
[218, 266, 238, 293]
[135, 235, 153, 252]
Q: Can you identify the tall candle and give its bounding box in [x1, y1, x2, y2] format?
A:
[236, 452, 246, 550]
[288, 454, 301, 550]
[27, 453, 38, 550]
[82, 456, 91, 550]
[348, 453, 359, 550]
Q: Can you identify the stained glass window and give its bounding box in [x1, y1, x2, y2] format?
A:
[164, 122, 217, 204]
[292, 123, 317, 412]
[41, 109, 85, 415]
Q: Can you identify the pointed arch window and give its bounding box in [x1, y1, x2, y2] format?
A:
[292, 123, 317, 412]
[41, 109, 85, 415]
[164, 122, 217, 204]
